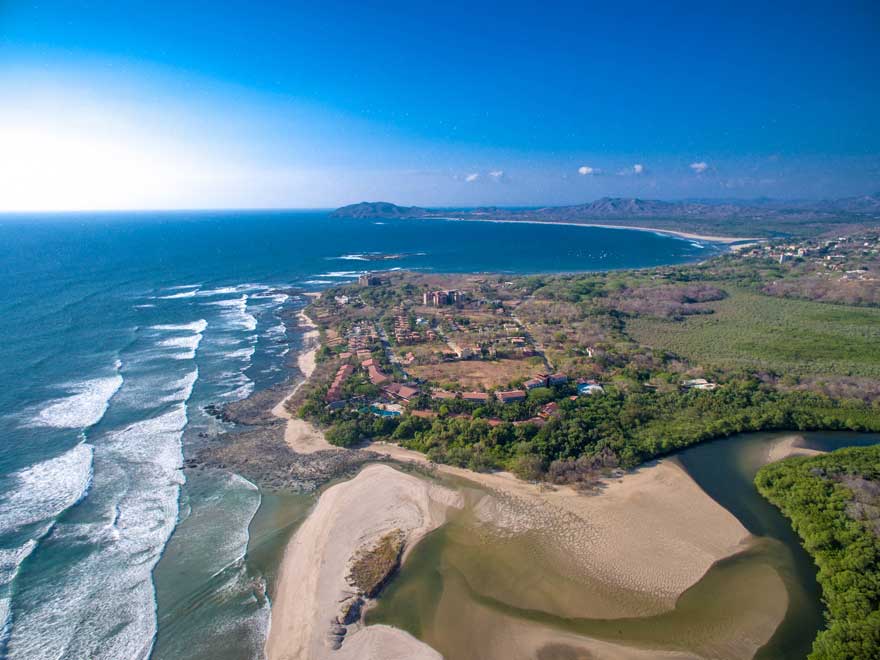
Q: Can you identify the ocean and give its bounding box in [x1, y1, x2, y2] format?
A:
[0, 211, 717, 659]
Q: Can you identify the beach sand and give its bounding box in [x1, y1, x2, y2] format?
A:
[271, 311, 336, 454]
[427, 216, 759, 244]
[374, 443, 751, 616]
[264, 464, 462, 660]
[765, 433, 823, 463]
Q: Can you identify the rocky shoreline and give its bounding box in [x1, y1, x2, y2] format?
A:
[189, 306, 383, 493]
[188, 422, 381, 493]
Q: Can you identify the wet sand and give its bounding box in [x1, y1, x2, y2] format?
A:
[373, 442, 751, 615]
[264, 464, 462, 660]
[765, 434, 823, 463]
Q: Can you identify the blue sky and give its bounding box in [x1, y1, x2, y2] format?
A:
[1, 0, 878, 210]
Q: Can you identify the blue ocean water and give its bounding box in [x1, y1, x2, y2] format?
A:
[0, 211, 717, 659]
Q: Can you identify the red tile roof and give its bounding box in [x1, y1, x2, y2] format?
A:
[368, 366, 388, 385]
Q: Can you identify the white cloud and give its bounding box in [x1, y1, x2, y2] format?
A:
[465, 172, 479, 182]
[633, 163, 644, 174]
[578, 165, 597, 176]
[689, 161, 709, 174]
[488, 170, 505, 181]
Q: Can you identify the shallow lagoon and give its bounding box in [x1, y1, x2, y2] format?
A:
[370, 431, 880, 659]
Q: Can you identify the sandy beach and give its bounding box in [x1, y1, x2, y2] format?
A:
[262, 431, 795, 660]
[264, 464, 462, 660]
[271, 310, 337, 454]
[374, 443, 751, 615]
[426, 216, 759, 244]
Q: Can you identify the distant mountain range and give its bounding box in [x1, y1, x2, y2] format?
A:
[331, 195, 880, 238]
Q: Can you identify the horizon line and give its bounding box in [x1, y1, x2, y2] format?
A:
[1, 190, 879, 215]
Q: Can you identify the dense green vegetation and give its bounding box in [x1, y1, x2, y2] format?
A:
[302, 375, 880, 480]
[627, 287, 880, 379]
[756, 446, 880, 659]
[299, 240, 880, 481]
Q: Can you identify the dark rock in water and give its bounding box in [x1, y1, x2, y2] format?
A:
[340, 597, 363, 625]
[193, 335, 381, 492]
[268, 286, 303, 298]
[204, 403, 225, 420]
[213, 382, 291, 426]
[195, 424, 383, 493]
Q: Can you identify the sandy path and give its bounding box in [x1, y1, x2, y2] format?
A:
[270, 311, 336, 454]
[264, 464, 462, 660]
[373, 442, 751, 614]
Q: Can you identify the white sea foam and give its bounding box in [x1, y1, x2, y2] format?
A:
[302, 279, 333, 285]
[206, 296, 246, 308]
[157, 335, 202, 351]
[160, 369, 199, 404]
[151, 319, 208, 333]
[226, 346, 255, 361]
[164, 284, 201, 291]
[158, 289, 199, 300]
[0, 445, 94, 643]
[0, 448, 90, 631]
[153, 325, 205, 361]
[7, 406, 188, 660]
[259, 293, 289, 305]
[32, 374, 123, 429]
[266, 322, 286, 337]
[218, 369, 254, 401]
[318, 270, 367, 278]
[333, 254, 370, 261]
[196, 285, 246, 297]
[0, 444, 94, 534]
[223, 382, 255, 400]
[242, 314, 257, 332]
[0, 596, 10, 645]
[0, 539, 39, 643]
[205, 295, 258, 331]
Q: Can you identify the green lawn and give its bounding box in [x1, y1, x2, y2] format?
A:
[626, 288, 880, 378]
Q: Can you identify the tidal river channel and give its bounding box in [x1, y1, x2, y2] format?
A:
[369, 431, 880, 660]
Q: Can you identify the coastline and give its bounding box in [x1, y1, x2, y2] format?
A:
[423, 215, 759, 245]
[270, 307, 336, 454]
